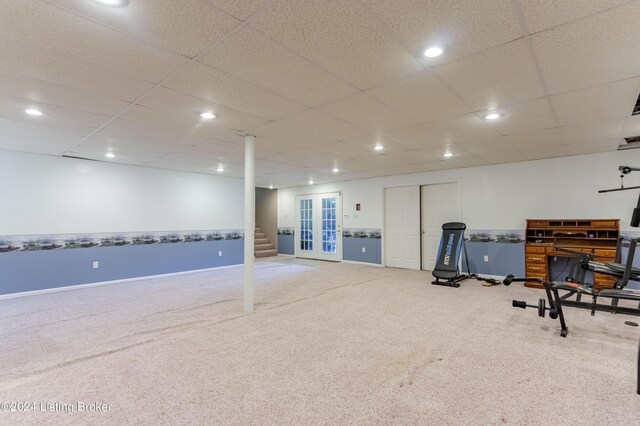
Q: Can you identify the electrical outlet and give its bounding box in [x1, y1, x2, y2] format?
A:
[218, 251, 223, 257]
[362, 247, 366, 253]
[483, 255, 489, 262]
[92, 261, 99, 269]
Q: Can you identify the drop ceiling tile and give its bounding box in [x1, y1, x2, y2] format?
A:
[480, 151, 526, 165]
[444, 156, 489, 169]
[551, 78, 640, 126]
[118, 105, 250, 145]
[462, 137, 515, 156]
[340, 134, 414, 154]
[0, 118, 95, 144]
[560, 118, 626, 145]
[624, 115, 640, 137]
[184, 139, 280, 160]
[360, 0, 522, 64]
[520, 0, 630, 33]
[137, 86, 268, 131]
[164, 62, 306, 120]
[483, 98, 556, 135]
[102, 118, 212, 147]
[48, 0, 240, 58]
[85, 131, 193, 156]
[79, 137, 176, 158]
[317, 141, 372, 160]
[249, 0, 423, 89]
[341, 156, 407, 173]
[520, 145, 569, 160]
[383, 149, 443, 164]
[199, 26, 358, 106]
[0, 134, 72, 156]
[500, 128, 562, 151]
[366, 71, 471, 123]
[563, 138, 620, 156]
[0, 36, 155, 103]
[206, 0, 267, 21]
[0, 1, 187, 83]
[532, 2, 640, 94]
[434, 39, 546, 111]
[262, 148, 341, 169]
[315, 93, 417, 133]
[276, 109, 368, 141]
[382, 123, 456, 150]
[246, 121, 333, 149]
[422, 113, 502, 143]
[249, 136, 310, 155]
[0, 71, 129, 117]
[0, 93, 110, 129]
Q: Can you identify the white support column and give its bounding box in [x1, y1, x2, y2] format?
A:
[243, 134, 255, 313]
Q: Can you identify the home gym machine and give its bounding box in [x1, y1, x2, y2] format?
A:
[431, 222, 501, 287]
[503, 165, 640, 394]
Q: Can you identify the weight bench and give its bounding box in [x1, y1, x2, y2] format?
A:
[431, 222, 469, 287]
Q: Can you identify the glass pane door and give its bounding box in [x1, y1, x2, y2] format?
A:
[295, 193, 341, 261]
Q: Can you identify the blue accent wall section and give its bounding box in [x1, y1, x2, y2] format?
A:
[343, 236, 381, 264]
[463, 242, 525, 276]
[278, 235, 294, 255]
[0, 240, 243, 296]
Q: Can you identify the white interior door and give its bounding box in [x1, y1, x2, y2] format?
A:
[295, 192, 342, 261]
[384, 186, 420, 269]
[421, 183, 461, 271]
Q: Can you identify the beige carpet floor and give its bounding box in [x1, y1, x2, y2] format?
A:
[0, 257, 638, 425]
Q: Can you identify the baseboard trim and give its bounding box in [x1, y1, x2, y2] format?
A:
[0, 263, 243, 301]
[342, 260, 384, 267]
[276, 253, 295, 257]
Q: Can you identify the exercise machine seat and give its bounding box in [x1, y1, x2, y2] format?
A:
[604, 262, 640, 276]
[598, 288, 640, 301]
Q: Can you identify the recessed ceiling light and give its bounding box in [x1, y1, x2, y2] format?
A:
[332, 167, 340, 173]
[200, 111, 216, 120]
[93, 0, 129, 7]
[443, 152, 454, 158]
[309, 179, 314, 185]
[269, 184, 274, 189]
[25, 108, 43, 116]
[216, 166, 224, 173]
[105, 152, 115, 158]
[484, 112, 502, 120]
[424, 47, 443, 58]
[374, 144, 384, 151]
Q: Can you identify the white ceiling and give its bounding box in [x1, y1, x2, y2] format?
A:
[0, 0, 639, 188]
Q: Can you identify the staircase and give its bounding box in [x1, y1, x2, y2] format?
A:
[254, 227, 278, 258]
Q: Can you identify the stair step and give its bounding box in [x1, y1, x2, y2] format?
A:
[255, 228, 262, 233]
[255, 249, 278, 258]
[255, 238, 269, 244]
[255, 243, 274, 251]
[255, 232, 266, 238]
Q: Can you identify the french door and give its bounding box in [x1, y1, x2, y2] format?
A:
[295, 192, 342, 261]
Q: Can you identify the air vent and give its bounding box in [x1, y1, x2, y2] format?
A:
[633, 93, 640, 116]
[618, 136, 640, 151]
[62, 154, 98, 161]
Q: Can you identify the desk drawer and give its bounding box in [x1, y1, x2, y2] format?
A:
[592, 220, 617, 227]
[526, 272, 547, 282]
[594, 249, 616, 258]
[525, 246, 547, 254]
[526, 255, 546, 264]
[594, 273, 615, 289]
[526, 264, 547, 274]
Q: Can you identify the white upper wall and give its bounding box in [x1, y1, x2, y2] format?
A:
[0, 150, 244, 235]
[279, 150, 640, 231]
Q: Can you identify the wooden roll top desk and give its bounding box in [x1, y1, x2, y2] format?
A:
[524, 219, 620, 289]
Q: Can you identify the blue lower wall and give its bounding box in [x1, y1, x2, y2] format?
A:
[278, 234, 294, 255]
[0, 240, 243, 296]
[343, 237, 381, 264]
[463, 242, 525, 276]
